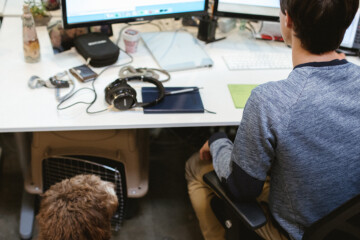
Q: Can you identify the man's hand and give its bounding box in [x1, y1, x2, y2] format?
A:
[199, 140, 212, 161]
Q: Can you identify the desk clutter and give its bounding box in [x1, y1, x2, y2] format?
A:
[46, 19, 114, 56]
[28, 64, 207, 114]
[22, 4, 40, 63]
[74, 32, 120, 67]
[105, 76, 165, 111]
[28, 72, 75, 102]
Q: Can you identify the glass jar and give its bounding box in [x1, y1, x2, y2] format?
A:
[22, 4, 41, 63]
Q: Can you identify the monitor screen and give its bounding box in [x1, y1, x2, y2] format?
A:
[341, 9, 360, 49]
[214, 0, 280, 22]
[62, 0, 208, 28]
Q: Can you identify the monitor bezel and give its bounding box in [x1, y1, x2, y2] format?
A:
[213, 0, 280, 22]
[61, 0, 209, 29]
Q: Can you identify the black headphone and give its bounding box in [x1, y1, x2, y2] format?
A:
[105, 76, 165, 110]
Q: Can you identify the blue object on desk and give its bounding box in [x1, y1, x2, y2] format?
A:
[142, 87, 204, 113]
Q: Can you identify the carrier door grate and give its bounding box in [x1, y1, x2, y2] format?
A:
[42, 155, 126, 231]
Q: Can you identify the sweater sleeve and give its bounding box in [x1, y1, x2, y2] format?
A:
[209, 136, 265, 200]
[209, 87, 276, 200]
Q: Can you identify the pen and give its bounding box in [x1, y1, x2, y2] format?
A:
[165, 87, 201, 95]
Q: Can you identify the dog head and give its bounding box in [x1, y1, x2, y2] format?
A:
[37, 174, 118, 240]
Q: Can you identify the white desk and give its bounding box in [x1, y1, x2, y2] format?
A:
[2, 0, 22, 16]
[0, 17, 296, 133]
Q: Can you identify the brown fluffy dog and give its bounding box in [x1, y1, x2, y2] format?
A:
[36, 174, 118, 240]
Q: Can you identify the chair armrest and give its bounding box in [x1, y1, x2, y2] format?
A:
[203, 171, 267, 230]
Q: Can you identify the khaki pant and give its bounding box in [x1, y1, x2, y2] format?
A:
[185, 153, 288, 240]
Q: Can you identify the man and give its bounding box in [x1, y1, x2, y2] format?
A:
[185, 0, 360, 240]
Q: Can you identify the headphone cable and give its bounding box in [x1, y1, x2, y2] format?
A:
[57, 48, 134, 113]
[86, 48, 134, 114]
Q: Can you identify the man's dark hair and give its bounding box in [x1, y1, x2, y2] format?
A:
[280, 0, 359, 54]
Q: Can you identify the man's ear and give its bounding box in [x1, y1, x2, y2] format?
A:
[285, 10, 293, 28]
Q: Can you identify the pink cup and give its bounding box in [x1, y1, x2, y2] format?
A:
[123, 29, 140, 53]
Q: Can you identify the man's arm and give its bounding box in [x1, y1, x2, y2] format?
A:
[207, 134, 264, 201]
[203, 88, 276, 201]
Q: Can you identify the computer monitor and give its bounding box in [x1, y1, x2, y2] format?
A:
[340, 9, 360, 50]
[214, 0, 280, 22]
[61, 0, 209, 29]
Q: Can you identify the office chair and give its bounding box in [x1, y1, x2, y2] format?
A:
[203, 171, 360, 240]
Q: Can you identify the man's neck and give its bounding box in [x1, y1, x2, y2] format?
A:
[291, 38, 344, 67]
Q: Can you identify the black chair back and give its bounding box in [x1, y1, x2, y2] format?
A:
[302, 194, 360, 240]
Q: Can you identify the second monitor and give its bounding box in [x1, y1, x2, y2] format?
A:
[214, 0, 280, 22]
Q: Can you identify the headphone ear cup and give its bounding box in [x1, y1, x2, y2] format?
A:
[105, 79, 137, 110]
[113, 94, 136, 110]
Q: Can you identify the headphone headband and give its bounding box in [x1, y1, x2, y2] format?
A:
[125, 76, 165, 107]
[119, 66, 171, 83]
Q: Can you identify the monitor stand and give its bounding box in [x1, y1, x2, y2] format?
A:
[197, 16, 226, 44]
[141, 31, 213, 72]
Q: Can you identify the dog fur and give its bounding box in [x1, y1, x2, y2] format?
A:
[36, 174, 119, 240]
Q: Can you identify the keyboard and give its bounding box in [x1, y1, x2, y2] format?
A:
[223, 52, 293, 70]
